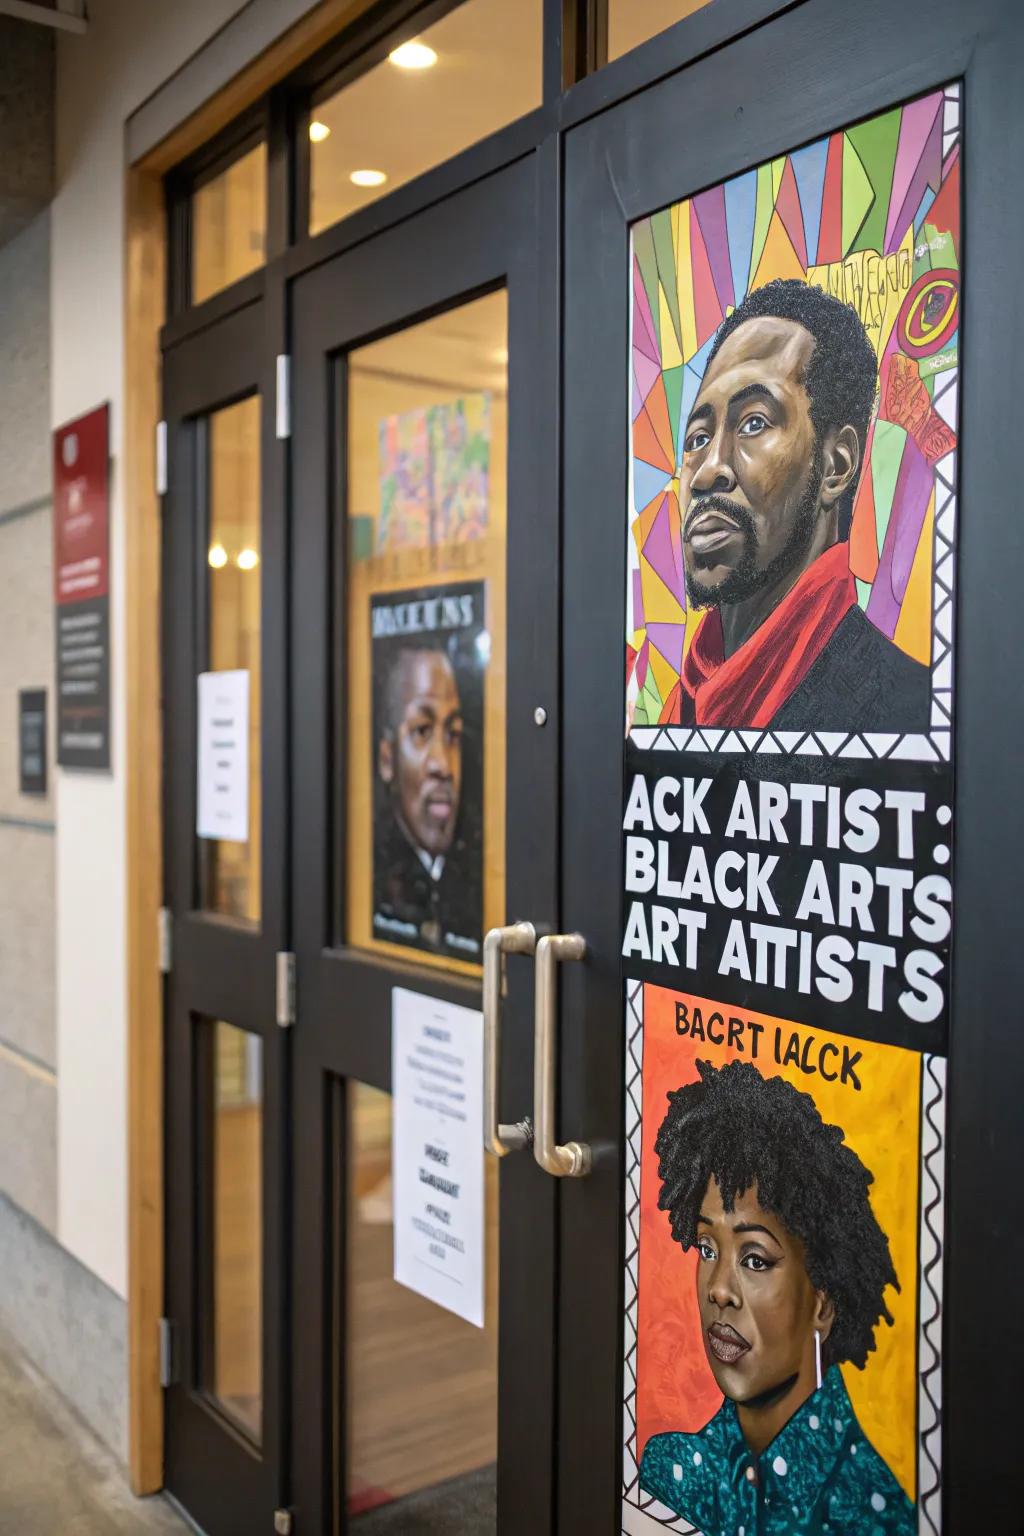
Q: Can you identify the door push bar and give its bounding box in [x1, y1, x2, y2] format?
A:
[483, 922, 536, 1156]
[483, 924, 591, 1177]
[533, 933, 590, 1178]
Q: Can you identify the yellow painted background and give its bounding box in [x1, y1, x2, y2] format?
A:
[638, 984, 923, 1500]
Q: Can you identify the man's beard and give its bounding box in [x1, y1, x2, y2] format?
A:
[684, 457, 823, 610]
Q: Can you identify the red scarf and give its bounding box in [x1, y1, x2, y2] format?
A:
[681, 542, 856, 727]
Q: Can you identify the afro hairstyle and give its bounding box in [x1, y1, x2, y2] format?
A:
[704, 278, 879, 538]
[654, 1057, 899, 1371]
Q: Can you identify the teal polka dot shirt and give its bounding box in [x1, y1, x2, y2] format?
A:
[640, 1366, 915, 1535]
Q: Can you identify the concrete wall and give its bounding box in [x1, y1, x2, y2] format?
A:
[0, 19, 54, 247]
[52, 0, 245, 1305]
[0, 0, 246, 1462]
[0, 209, 57, 1237]
[0, 0, 332, 1467]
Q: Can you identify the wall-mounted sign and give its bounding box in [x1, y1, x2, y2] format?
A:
[196, 669, 250, 843]
[54, 403, 111, 769]
[18, 689, 47, 796]
[621, 83, 960, 1536]
[391, 987, 485, 1327]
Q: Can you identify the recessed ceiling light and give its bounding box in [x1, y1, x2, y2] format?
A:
[236, 548, 260, 571]
[308, 120, 331, 143]
[350, 168, 388, 187]
[389, 40, 437, 70]
[208, 543, 227, 569]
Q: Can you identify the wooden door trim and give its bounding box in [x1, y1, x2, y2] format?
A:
[125, 162, 167, 1496]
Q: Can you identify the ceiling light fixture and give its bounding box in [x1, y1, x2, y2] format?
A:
[388, 40, 437, 69]
[208, 543, 227, 569]
[308, 120, 331, 143]
[350, 169, 388, 187]
[236, 548, 260, 571]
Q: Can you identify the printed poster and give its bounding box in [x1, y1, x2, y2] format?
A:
[376, 394, 491, 555]
[622, 84, 959, 1534]
[196, 669, 250, 844]
[371, 581, 485, 962]
[391, 987, 486, 1327]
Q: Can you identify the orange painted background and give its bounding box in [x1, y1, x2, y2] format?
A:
[635, 983, 922, 1500]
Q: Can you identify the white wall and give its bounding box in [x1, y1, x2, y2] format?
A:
[52, 0, 247, 1297]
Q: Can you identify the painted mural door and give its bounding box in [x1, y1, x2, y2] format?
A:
[558, 2, 1024, 1533]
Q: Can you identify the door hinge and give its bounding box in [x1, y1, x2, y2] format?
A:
[275, 354, 291, 440]
[158, 1317, 178, 1388]
[274, 1511, 293, 1535]
[155, 420, 168, 495]
[276, 951, 296, 1028]
[158, 907, 172, 975]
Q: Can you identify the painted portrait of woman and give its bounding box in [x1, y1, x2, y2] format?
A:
[640, 1059, 915, 1535]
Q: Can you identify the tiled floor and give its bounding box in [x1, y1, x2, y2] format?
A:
[0, 1328, 190, 1535]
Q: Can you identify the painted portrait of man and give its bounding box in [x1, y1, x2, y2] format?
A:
[627, 87, 961, 738]
[677, 279, 929, 733]
[639, 1058, 914, 1535]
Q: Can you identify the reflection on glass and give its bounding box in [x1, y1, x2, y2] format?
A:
[607, 0, 714, 62]
[202, 396, 262, 923]
[192, 142, 267, 305]
[345, 1082, 498, 1526]
[346, 293, 507, 974]
[309, 0, 542, 233]
[206, 1020, 263, 1442]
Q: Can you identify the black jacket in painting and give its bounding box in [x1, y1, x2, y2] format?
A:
[769, 605, 931, 735]
[372, 816, 481, 963]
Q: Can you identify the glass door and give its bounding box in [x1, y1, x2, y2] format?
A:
[289, 153, 560, 1535]
[162, 300, 288, 1534]
[558, 0, 1022, 1533]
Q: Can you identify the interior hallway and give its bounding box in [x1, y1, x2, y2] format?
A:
[0, 1327, 189, 1535]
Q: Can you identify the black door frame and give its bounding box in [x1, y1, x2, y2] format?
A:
[287, 151, 561, 1535]
[157, 0, 1024, 1530]
[162, 292, 290, 1534]
[561, 0, 1024, 1530]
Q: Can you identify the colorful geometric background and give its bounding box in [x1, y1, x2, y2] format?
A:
[376, 392, 491, 555]
[627, 86, 961, 730]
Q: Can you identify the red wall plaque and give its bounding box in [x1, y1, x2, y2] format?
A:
[54, 403, 110, 606]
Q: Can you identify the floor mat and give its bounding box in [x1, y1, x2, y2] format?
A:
[351, 1462, 497, 1535]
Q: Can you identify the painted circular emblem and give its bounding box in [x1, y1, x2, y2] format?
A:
[897, 269, 959, 358]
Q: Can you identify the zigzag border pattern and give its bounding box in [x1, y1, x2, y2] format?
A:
[918, 1054, 947, 1535]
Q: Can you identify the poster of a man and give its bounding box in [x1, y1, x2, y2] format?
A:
[678, 279, 930, 732]
[628, 90, 963, 737]
[640, 1058, 914, 1535]
[371, 582, 485, 962]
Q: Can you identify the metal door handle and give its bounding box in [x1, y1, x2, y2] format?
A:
[483, 922, 536, 1156]
[533, 933, 591, 1178]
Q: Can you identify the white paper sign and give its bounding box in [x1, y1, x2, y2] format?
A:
[392, 987, 485, 1327]
[196, 669, 249, 843]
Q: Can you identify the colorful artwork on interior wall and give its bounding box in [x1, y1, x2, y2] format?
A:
[370, 581, 485, 962]
[620, 86, 959, 1536]
[376, 393, 491, 554]
[622, 982, 944, 1536]
[626, 86, 960, 742]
